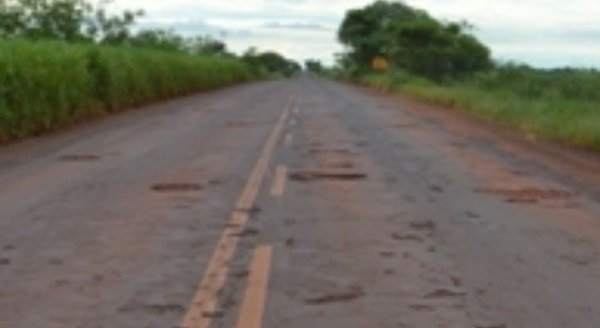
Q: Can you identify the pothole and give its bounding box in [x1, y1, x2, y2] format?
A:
[424, 288, 466, 299]
[202, 310, 225, 318]
[319, 161, 356, 169]
[394, 123, 419, 128]
[151, 183, 203, 192]
[229, 227, 259, 238]
[235, 206, 261, 215]
[60, 154, 100, 162]
[304, 285, 365, 305]
[227, 120, 258, 128]
[308, 148, 354, 155]
[409, 219, 436, 232]
[391, 232, 424, 242]
[142, 303, 185, 314]
[476, 187, 571, 203]
[289, 171, 368, 182]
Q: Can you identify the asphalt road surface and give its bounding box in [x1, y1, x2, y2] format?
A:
[2, 77, 600, 328]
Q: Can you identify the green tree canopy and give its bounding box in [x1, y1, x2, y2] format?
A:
[242, 49, 301, 77]
[338, 0, 492, 80]
[0, 0, 234, 56]
[188, 36, 229, 56]
[338, 1, 424, 68]
[0, 0, 143, 43]
[305, 59, 324, 73]
[127, 28, 186, 52]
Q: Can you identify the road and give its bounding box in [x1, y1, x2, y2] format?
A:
[2, 77, 600, 328]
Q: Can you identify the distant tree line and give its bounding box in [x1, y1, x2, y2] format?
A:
[0, 0, 301, 76]
[305, 59, 324, 74]
[241, 47, 302, 77]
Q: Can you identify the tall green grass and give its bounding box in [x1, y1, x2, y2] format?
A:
[360, 68, 600, 150]
[0, 40, 254, 142]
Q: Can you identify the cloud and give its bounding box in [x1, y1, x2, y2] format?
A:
[116, 0, 600, 67]
[262, 21, 331, 31]
[136, 17, 223, 35]
[406, 0, 600, 67]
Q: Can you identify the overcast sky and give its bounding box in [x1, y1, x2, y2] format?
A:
[118, 0, 600, 68]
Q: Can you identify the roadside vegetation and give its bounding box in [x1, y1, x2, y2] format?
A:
[0, 40, 254, 141]
[335, 1, 600, 150]
[0, 0, 300, 143]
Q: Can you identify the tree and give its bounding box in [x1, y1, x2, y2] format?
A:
[127, 28, 186, 52]
[338, 1, 424, 70]
[0, 0, 143, 43]
[337, 0, 492, 80]
[388, 17, 491, 80]
[188, 36, 228, 56]
[242, 49, 301, 77]
[90, 3, 143, 45]
[305, 59, 323, 73]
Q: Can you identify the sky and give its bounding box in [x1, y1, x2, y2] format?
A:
[117, 0, 600, 68]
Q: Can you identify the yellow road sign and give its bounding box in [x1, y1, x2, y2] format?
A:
[372, 57, 388, 71]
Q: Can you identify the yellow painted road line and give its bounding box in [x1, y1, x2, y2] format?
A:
[180, 95, 293, 328]
[270, 165, 287, 198]
[284, 133, 293, 148]
[235, 245, 274, 328]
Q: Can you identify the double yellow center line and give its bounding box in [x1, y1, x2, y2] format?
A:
[180, 95, 295, 328]
[235, 245, 274, 328]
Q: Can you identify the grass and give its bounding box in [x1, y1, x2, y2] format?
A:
[358, 67, 600, 150]
[0, 39, 255, 142]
